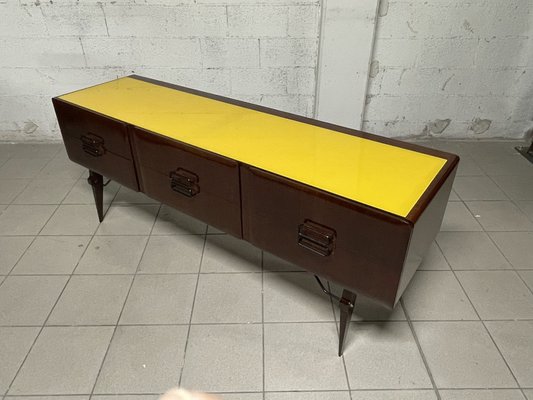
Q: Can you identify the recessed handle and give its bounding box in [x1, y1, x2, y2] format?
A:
[80, 133, 105, 157]
[169, 168, 200, 197]
[298, 220, 336, 257]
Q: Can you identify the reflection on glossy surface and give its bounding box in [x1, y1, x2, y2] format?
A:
[59, 76, 446, 217]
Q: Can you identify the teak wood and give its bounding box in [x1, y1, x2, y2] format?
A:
[52, 75, 459, 356]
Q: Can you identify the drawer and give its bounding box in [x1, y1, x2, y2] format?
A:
[62, 135, 139, 190]
[132, 127, 242, 237]
[53, 98, 132, 160]
[241, 165, 413, 308]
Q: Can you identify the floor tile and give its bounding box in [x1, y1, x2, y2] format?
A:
[36, 157, 85, 180]
[92, 396, 157, 400]
[5, 143, 60, 159]
[492, 175, 533, 200]
[192, 273, 262, 323]
[5, 396, 89, 400]
[402, 271, 477, 320]
[344, 322, 431, 389]
[0, 179, 30, 204]
[138, 235, 204, 274]
[476, 154, 533, 176]
[0, 205, 56, 235]
[47, 275, 133, 326]
[486, 321, 533, 387]
[0, 327, 40, 395]
[75, 236, 148, 274]
[436, 232, 511, 270]
[465, 201, 533, 231]
[490, 232, 533, 269]
[263, 252, 304, 272]
[62, 177, 120, 205]
[41, 205, 100, 235]
[207, 225, 224, 234]
[201, 235, 261, 273]
[9, 326, 114, 395]
[12, 236, 90, 275]
[152, 205, 206, 235]
[0, 236, 33, 275]
[418, 242, 450, 270]
[181, 324, 262, 392]
[413, 321, 516, 388]
[519, 270, 533, 291]
[95, 205, 159, 235]
[453, 176, 507, 201]
[218, 394, 264, 400]
[13, 178, 77, 205]
[0, 158, 49, 179]
[94, 325, 188, 394]
[448, 189, 460, 201]
[0, 276, 68, 325]
[350, 392, 437, 400]
[91, 396, 157, 400]
[456, 271, 533, 319]
[455, 156, 484, 176]
[439, 389, 526, 400]
[440, 202, 482, 231]
[518, 200, 533, 221]
[264, 322, 349, 391]
[119, 274, 196, 324]
[350, 296, 406, 322]
[263, 272, 334, 322]
[266, 392, 351, 400]
[113, 186, 159, 204]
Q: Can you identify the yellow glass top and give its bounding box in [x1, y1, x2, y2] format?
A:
[59, 76, 447, 217]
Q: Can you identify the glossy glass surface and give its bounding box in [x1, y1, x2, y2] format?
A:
[59, 77, 447, 217]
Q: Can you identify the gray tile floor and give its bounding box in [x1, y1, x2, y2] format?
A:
[0, 141, 533, 400]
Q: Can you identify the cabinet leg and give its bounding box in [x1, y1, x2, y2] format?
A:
[338, 289, 357, 357]
[87, 170, 104, 222]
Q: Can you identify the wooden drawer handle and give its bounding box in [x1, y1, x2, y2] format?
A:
[169, 168, 200, 197]
[80, 133, 105, 157]
[298, 220, 336, 257]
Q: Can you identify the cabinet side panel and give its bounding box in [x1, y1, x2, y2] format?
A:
[395, 167, 457, 304]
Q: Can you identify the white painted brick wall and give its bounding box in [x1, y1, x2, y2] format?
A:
[0, 0, 320, 141]
[364, 0, 533, 139]
[1, 0, 530, 141]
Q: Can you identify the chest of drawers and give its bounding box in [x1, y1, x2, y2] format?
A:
[53, 75, 458, 355]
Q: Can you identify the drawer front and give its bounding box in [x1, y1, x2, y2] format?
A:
[62, 135, 139, 190]
[133, 128, 242, 237]
[241, 166, 412, 308]
[53, 99, 132, 159]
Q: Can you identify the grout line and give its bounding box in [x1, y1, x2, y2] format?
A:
[178, 231, 208, 387]
[437, 240, 526, 396]
[1, 388, 532, 397]
[400, 299, 442, 400]
[2, 181, 96, 394]
[88, 200, 161, 399]
[3, 316, 533, 329]
[261, 251, 266, 400]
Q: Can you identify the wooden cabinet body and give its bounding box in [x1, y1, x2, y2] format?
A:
[53, 75, 458, 311]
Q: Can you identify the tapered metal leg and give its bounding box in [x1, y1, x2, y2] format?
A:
[87, 170, 104, 222]
[338, 289, 357, 357]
